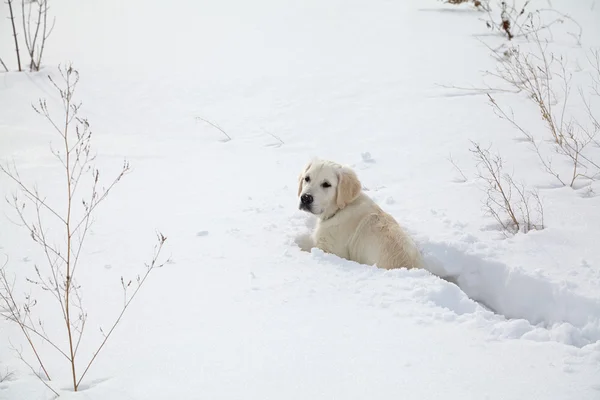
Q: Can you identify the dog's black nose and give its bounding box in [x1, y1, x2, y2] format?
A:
[301, 193, 313, 205]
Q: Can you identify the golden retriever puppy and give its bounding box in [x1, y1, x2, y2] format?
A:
[296, 159, 423, 270]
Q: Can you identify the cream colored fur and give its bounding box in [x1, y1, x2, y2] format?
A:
[297, 159, 423, 270]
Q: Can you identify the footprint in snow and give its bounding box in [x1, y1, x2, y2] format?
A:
[361, 152, 375, 163]
[196, 231, 209, 237]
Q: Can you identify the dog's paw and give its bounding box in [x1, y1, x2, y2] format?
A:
[294, 232, 314, 252]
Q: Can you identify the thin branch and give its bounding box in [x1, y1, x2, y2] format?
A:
[447, 154, 469, 182]
[0, 368, 15, 383]
[487, 94, 566, 186]
[20, 0, 53, 71]
[0, 57, 8, 72]
[7, 0, 22, 71]
[0, 163, 67, 225]
[0, 264, 53, 381]
[76, 233, 168, 388]
[11, 343, 59, 397]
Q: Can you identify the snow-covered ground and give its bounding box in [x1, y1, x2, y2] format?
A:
[1, 0, 600, 399]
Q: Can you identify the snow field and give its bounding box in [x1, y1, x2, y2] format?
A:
[1, 0, 600, 399]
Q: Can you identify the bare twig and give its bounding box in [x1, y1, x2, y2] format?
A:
[434, 82, 521, 95]
[0, 57, 8, 72]
[0, 368, 15, 383]
[12, 344, 58, 397]
[0, 261, 53, 383]
[480, 2, 581, 45]
[6, 0, 22, 71]
[21, 0, 54, 71]
[487, 94, 566, 186]
[471, 141, 520, 232]
[536, 8, 583, 46]
[447, 154, 469, 182]
[76, 233, 168, 387]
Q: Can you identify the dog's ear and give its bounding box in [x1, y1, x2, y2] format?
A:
[297, 162, 312, 197]
[336, 166, 361, 209]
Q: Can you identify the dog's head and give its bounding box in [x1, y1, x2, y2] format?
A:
[297, 159, 362, 219]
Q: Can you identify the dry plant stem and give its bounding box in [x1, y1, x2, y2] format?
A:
[261, 127, 284, 146]
[12, 346, 60, 397]
[434, 82, 520, 95]
[0, 368, 15, 383]
[266, 132, 284, 145]
[469, 140, 544, 234]
[447, 154, 468, 182]
[0, 164, 67, 224]
[485, 29, 600, 188]
[470, 141, 520, 232]
[0, 63, 166, 394]
[21, 0, 55, 71]
[581, 93, 600, 147]
[0, 57, 8, 72]
[481, 2, 580, 44]
[513, 180, 542, 232]
[535, 8, 583, 45]
[61, 67, 77, 392]
[487, 94, 566, 186]
[0, 274, 70, 362]
[486, 31, 560, 143]
[0, 264, 52, 382]
[12, 344, 59, 397]
[591, 49, 600, 97]
[484, 1, 527, 40]
[37, 0, 53, 70]
[76, 234, 168, 388]
[196, 117, 232, 141]
[444, 0, 488, 9]
[500, 2, 514, 40]
[584, 50, 600, 146]
[6, 0, 22, 71]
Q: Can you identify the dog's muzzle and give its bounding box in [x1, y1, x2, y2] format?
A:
[299, 193, 313, 211]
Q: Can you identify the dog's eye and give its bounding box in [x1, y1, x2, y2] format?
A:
[321, 181, 331, 188]
[304, 176, 310, 183]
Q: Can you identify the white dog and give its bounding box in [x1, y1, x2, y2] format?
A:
[296, 159, 423, 270]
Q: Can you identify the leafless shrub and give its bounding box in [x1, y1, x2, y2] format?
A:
[6, 0, 22, 71]
[470, 141, 544, 234]
[0, 63, 169, 394]
[442, 0, 488, 8]
[481, 1, 581, 44]
[485, 32, 600, 188]
[21, 0, 55, 71]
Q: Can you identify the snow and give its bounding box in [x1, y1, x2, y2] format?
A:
[1, 0, 600, 399]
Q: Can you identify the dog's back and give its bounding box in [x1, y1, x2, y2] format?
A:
[342, 194, 423, 270]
